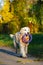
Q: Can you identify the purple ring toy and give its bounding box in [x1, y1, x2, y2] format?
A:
[22, 34, 32, 43]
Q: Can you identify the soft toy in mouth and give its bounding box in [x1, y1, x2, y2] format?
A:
[22, 34, 32, 43]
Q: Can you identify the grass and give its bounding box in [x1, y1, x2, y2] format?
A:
[0, 34, 43, 58]
[0, 34, 14, 47]
[28, 34, 43, 58]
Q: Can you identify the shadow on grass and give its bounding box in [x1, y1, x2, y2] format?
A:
[0, 49, 21, 57]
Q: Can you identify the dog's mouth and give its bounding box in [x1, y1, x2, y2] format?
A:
[22, 34, 30, 43]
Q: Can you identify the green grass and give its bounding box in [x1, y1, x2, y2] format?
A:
[28, 34, 43, 58]
[0, 34, 43, 58]
[0, 34, 14, 47]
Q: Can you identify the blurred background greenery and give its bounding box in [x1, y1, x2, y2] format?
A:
[0, 0, 43, 34]
[0, 0, 43, 58]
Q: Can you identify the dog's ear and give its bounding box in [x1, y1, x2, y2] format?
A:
[20, 28, 23, 33]
[10, 34, 14, 38]
[19, 32, 22, 39]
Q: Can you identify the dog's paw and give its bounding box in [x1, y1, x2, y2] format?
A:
[22, 55, 27, 58]
[22, 56, 28, 59]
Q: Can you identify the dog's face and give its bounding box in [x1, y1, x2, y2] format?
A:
[20, 27, 30, 43]
[20, 27, 30, 35]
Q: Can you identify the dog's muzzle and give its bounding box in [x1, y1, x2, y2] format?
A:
[22, 33, 32, 43]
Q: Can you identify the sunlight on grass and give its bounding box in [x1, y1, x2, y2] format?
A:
[0, 61, 5, 64]
[0, 41, 5, 47]
[0, 34, 14, 47]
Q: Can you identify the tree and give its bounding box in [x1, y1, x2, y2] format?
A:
[0, 0, 14, 23]
[0, 0, 43, 33]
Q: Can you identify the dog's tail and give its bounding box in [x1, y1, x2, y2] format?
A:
[10, 34, 14, 38]
[10, 34, 17, 49]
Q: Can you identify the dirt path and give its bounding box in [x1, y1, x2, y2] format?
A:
[0, 47, 43, 65]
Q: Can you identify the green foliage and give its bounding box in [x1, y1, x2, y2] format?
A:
[0, 0, 43, 33]
[28, 34, 43, 57]
[32, 1, 41, 24]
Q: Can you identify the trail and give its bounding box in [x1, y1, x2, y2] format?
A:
[0, 47, 43, 65]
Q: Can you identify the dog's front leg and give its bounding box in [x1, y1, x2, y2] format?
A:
[25, 44, 29, 55]
[20, 44, 27, 58]
[25, 45, 28, 55]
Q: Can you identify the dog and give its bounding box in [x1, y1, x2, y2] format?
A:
[10, 27, 32, 58]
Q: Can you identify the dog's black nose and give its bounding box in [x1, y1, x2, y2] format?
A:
[27, 32, 29, 34]
[26, 34, 28, 36]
